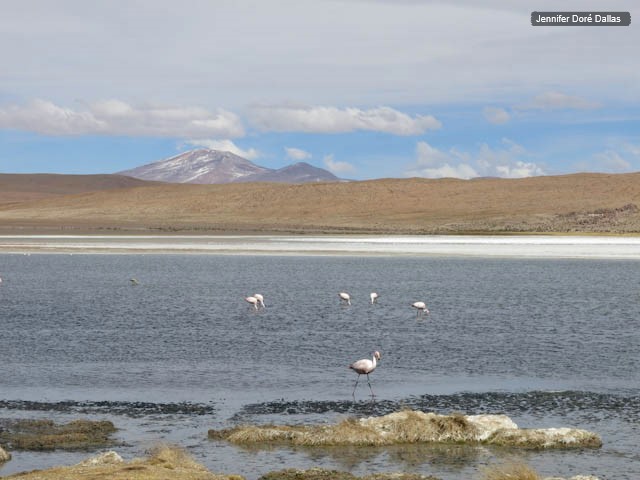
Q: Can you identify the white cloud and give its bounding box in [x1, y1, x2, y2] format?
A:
[406, 141, 478, 179]
[624, 143, 640, 156]
[0, 99, 108, 136]
[405, 139, 545, 179]
[518, 91, 600, 111]
[483, 106, 510, 124]
[323, 154, 355, 174]
[90, 99, 135, 118]
[284, 147, 312, 161]
[499, 137, 526, 155]
[0, 99, 245, 138]
[495, 160, 545, 178]
[592, 150, 632, 172]
[477, 139, 544, 178]
[415, 141, 457, 167]
[186, 139, 259, 160]
[250, 105, 441, 135]
[1, 2, 639, 109]
[408, 162, 479, 180]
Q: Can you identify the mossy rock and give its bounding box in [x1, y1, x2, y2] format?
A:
[0, 419, 117, 451]
[209, 410, 602, 450]
[0, 445, 11, 462]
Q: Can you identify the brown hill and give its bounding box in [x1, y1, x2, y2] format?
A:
[1, 173, 640, 234]
[0, 174, 160, 206]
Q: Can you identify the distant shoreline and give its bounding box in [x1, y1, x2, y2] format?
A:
[2, 234, 640, 259]
[2, 224, 640, 237]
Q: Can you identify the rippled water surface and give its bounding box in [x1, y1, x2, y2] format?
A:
[1, 254, 639, 479]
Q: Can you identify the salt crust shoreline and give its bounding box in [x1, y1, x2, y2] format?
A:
[1, 234, 640, 258]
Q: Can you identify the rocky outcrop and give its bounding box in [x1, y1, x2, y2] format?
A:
[77, 450, 123, 467]
[544, 476, 600, 480]
[487, 426, 602, 449]
[364, 411, 601, 449]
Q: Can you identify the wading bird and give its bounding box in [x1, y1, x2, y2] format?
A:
[245, 296, 259, 310]
[254, 293, 265, 308]
[370, 292, 379, 304]
[349, 350, 381, 397]
[411, 301, 429, 316]
[338, 292, 351, 305]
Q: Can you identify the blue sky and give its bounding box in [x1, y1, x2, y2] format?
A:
[0, 1, 638, 180]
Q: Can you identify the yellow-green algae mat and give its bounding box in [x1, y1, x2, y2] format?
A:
[208, 410, 602, 449]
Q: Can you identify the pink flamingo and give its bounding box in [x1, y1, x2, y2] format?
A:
[245, 296, 259, 310]
[370, 292, 379, 304]
[253, 293, 265, 308]
[349, 350, 381, 397]
[338, 292, 351, 305]
[411, 301, 429, 317]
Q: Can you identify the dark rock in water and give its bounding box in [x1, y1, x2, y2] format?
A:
[0, 399, 215, 417]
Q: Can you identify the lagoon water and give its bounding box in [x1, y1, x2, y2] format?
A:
[1, 250, 639, 479]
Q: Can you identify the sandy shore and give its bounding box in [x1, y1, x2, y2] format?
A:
[1, 234, 640, 258]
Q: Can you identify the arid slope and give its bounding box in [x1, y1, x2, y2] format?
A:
[1, 173, 639, 233]
[0, 173, 160, 205]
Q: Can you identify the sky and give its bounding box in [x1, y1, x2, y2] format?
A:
[0, 0, 638, 180]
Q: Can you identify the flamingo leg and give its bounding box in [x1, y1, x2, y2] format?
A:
[352, 374, 361, 397]
[366, 373, 375, 397]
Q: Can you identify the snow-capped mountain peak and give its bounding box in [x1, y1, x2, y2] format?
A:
[118, 149, 342, 184]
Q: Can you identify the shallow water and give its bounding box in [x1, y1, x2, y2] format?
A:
[0, 253, 639, 479]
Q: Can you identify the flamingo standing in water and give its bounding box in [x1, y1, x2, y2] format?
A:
[411, 301, 429, 317]
[349, 351, 381, 397]
[338, 292, 351, 305]
[370, 292, 379, 304]
[245, 296, 259, 310]
[253, 293, 265, 308]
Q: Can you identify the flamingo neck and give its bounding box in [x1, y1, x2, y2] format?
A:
[371, 353, 377, 368]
